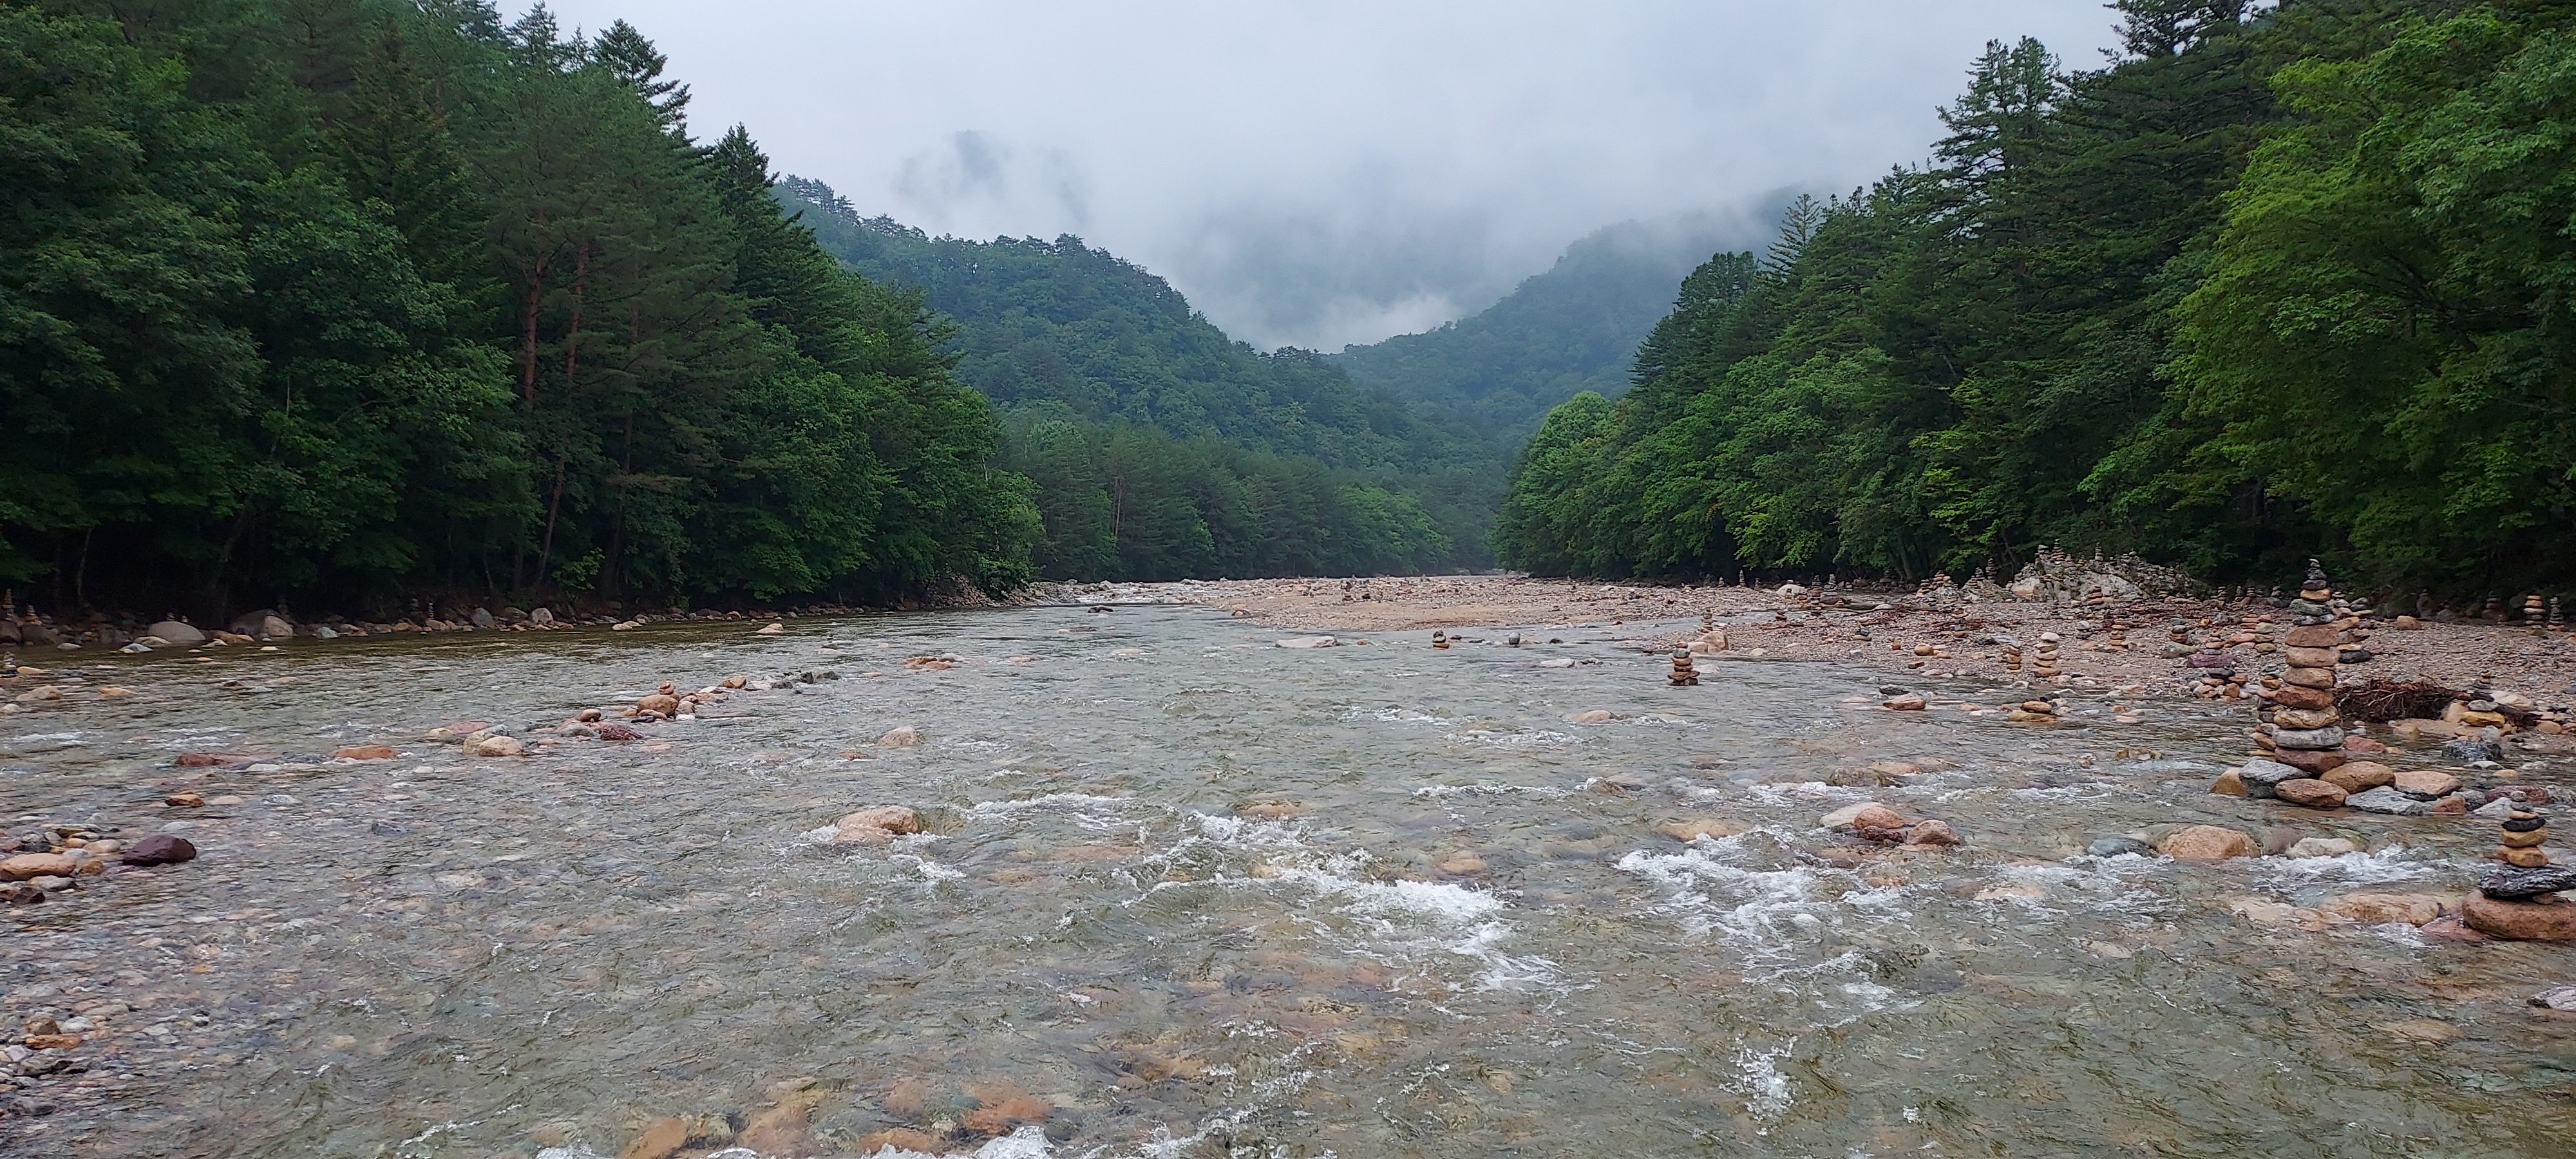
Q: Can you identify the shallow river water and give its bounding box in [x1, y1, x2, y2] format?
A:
[5, 605, 2574, 1158]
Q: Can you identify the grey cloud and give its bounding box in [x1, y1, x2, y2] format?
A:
[533, 0, 2121, 347]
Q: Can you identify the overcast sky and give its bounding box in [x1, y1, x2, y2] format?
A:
[527, 1, 2124, 350]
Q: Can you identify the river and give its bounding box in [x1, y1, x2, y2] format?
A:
[3, 605, 2569, 1157]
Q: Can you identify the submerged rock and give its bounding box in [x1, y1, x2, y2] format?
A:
[121, 834, 196, 866]
[2160, 825, 2256, 861]
[2345, 786, 2432, 816]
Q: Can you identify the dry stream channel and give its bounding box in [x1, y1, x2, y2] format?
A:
[5, 605, 2573, 1156]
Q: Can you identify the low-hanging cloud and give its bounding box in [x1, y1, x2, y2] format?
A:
[525, 1, 2121, 348]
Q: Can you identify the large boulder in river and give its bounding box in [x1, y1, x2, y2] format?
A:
[2159, 825, 2256, 861]
[2463, 894, 2576, 941]
[145, 621, 207, 646]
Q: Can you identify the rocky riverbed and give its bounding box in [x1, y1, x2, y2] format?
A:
[5, 603, 2576, 1157]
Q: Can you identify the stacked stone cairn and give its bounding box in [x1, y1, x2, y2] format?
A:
[2466, 809, 2576, 940]
[2527, 593, 2548, 623]
[2263, 561, 2349, 778]
[2105, 616, 2129, 652]
[2029, 632, 2063, 681]
[1668, 647, 1698, 686]
[2002, 640, 2023, 674]
[2551, 596, 2565, 633]
[2485, 593, 2504, 621]
[1431, 630, 1450, 650]
[2005, 697, 2059, 724]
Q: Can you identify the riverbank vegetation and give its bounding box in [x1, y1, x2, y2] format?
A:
[2, 0, 1034, 616]
[1499, 0, 2576, 599]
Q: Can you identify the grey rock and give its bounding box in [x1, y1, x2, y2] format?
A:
[2086, 836, 2155, 858]
[2269, 726, 2347, 751]
[313, 625, 338, 639]
[469, 607, 497, 630]
[2531, 986, 2576, 1011]
[2443, 737, 2507, 764]
[2157, 643, 2195, 659]
[144, 620, 207, 646]
[2472, 796, 2519, 820]
[2346, 786, 2432, 816]
[2239, 758, 2306, 800]
[529, 607, 555, 627]
[19, 622, 58, 647]
[2479, 865, 2576, 901]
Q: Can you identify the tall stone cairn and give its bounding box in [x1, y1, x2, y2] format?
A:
[2268, 560, 2347, 775]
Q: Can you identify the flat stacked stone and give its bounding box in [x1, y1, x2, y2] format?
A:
[2002, 641, 2023, 673]
[2030, 632, 2062, 681]
[1668, 647, 1698, 686]
[2498, 808, 2550, 867]
[2264, 560, 2347, 777]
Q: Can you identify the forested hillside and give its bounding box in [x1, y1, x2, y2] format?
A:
[1333, 215, 1758, 442]
[779, 182, 1508, 579]
[1, 0, 1033, 616]
[1500, 0, 2576, 598]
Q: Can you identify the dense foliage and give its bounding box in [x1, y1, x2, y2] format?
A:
[1499, 0, 2576, 598]
[0, 0, 1033, 617]
[782, 182, 1501, 579]
[1333, 216, 1754, 444]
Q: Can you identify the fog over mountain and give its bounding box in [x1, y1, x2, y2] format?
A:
[527, 1, 2123, 348]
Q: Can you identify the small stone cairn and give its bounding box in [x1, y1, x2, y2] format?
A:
[2551, 596, 2565, 634]
[2261, 560, 2348, 778]
[2029, 632, 2063, 681]
[1431, 630, 1450, 650]
[2005, 697, 2059, 724]
[2467, 810, 2576, 940]
[1668, 647, 1699, 686]
[2002, 640, 2023, 674]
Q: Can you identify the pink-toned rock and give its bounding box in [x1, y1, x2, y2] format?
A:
[120, 834, 195, 866]
[1822, 802, 1907, 831]
[831, 806, 922, 844]
[2394, 768, 2462, 798]
[1881, 694, 1927, 711]
[2210, 769, 2246, 796]
[2271, 746, 2347, 775]
[470, 735, 525, 757]
[1904, 818, 1960, 846]
[2463, 894, 2576, 941]
[635, 693, 681, 717]
[2275, 778, 2348, 808]
[2161, 825, 2257, 861]
[2343, 735, 2389, 755]
[332, 744, 397, 760]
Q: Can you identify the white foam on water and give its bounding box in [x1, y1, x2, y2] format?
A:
[895, 853, 964, 882]
[1412, 782, 1574, 801]
[834, 1125, 1052, 1159]
[1728, 1037, 1798, 1120]
[1614, 840, 1857, 965]
[1345, 705, 1461, 727]
[1444, 728, 1579, 749]
[8, 731, 82, 743]
[2251, 847, 2432, 887]
[965, 793, 1131, 818]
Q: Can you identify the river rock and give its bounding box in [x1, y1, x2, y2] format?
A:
[2269, 746, 2347, 774]
[2318, 892, 2443, 925]
[529, 607, 555, 627]
[1882, 693, 1926, 711]
[2393, 768, 2463, 798]
[120, 834, 196, 866]
[2282, 667, 2337, 690]
[2443, 735, 2506, 764]
[1564, 710, 1615, 723]
[2283, 645, 2340, 668]
[757, 621, 786, 635]
[2272, 684, 2336, 711]
[144, 620, 207, 646]
[1656, 818, 1745, 842]
[1821, 802, 1906, 831]
[1904, 818, 1960, 846]
[471, 734, 525, 757]
[332, 744, 397, 760]
[2210, 769, 2246, 796]
[469, 607, 497, 630]
[2478, 864, 2576, 900]
[2237, 758, 2306, 798]
[830, 806, 922, 845]
[258, 614, 292, 640]
[877, 725, 923, 747]
[1275, 636, 1340, 648]
[2161, 825, 2257, 861]
[2344, 786, 2431, 815]
[2275, 778, 2348, 808]
[2270, 726, 2347, 751]
[2532, 986, 2576, 1012]
[2284, 624, 2342, 648]
[2287, 836, 2360, 858]
[2463, 894, 2576, 941]
[2273, 708, 2343, 731]
[595, 722, 638, 741]
[2087, 836, 2155, 858]
[0, 853, 77, 881]
[2322, 761, 2396, 793]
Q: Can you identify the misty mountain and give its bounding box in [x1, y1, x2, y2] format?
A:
[778, 177, 1508, 572]
[1331, 213, 1771, 444]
